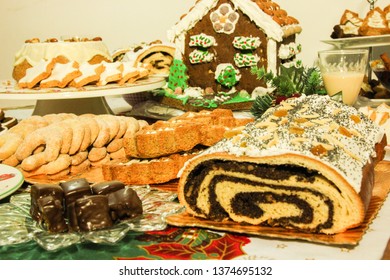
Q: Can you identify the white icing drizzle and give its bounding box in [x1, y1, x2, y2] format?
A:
[267, 39, 277, 74]
[202, 95, 385, 192]
[14, 41, 112, 66]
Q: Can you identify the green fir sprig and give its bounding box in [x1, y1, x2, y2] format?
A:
[250, 65, 326, 118]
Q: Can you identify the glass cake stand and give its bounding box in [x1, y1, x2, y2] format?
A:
[321, 34, 390, 49]
[0, 76, 166, 115]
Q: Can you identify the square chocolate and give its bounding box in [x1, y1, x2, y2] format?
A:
[91, 180, 125, 195]
[30, 183, 64, 222]
[60, 178, 91, 207]
[107, 187, 143, 221]
[68, 195, 113, 232]
[37, 195, 68, 233]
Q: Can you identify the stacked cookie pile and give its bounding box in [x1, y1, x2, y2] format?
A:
[0, 113, 147, 179]
[331, 6, 390, 38]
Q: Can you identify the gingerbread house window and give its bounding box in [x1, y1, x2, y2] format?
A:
[188, 33, 216, 64]
[232, 36, 261, 68]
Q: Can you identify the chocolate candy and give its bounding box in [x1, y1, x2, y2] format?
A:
[60, 178, 91, 207]
[30, 179, 143, 233]
[107, 188, 143, 221]
[68, 195, 113, 232]
[37, 195, 68, 233]
[91, 180, 125, 195]
[30, 184, 64, 222]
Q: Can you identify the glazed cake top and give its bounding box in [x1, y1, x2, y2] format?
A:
[204, 95, 385, 192]
[14, 40, 112, 66]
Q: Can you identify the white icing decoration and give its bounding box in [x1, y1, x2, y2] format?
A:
[189, 33, 216, 48]
[210, 3, 239, 34]
[368, 10, 386, 28]
[167, 0, 300, 53]
[251, 86, 275, 99]
[344, 12, 363, 26]
[232, 36, 261, 50]
[98, 61, 122, 86]
[72, 61, 101, 84]
[199, 95, 384, 193]
[40, 61, 79, 84]
[189, 49, 214, 64]
[267, 40, 277, 74]
[278, 42, 302, 60]
[18, 59, 51, 84]
[183, 87, 204, 98]
[215, 63, 241, 87]
[340, 21, 360, 35]
[14, 41, 112, 67]
[167, 0, 219, 56]
[233, 53, 259, 68]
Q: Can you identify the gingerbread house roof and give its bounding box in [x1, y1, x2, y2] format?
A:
[168, 0, 302, 43]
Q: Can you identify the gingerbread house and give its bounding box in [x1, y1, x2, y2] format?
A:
[167, 0, 302, 99]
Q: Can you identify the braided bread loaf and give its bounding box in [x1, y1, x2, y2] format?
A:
[123, 109, 254, 159]
[178, 95, 386, 234]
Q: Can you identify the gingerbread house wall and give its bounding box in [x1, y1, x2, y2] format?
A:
[181, 0, 297, 94]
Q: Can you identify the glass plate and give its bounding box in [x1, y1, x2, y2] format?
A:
[0, 185, 184, 251]
[0, 76, 165, 100]
[321, 34, 390, 49]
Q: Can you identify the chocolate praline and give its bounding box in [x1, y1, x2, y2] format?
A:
[91, 180, 125, 195]
[60, 178, 92, 207]
[30, 183, 64, 222]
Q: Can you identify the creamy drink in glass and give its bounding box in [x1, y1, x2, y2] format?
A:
[318, 49, 368, 106]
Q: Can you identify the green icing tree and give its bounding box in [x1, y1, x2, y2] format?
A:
[168, 59, 189, 90]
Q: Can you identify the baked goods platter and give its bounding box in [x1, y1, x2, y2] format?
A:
[1, 95, 389, 256]
[0, 76, 166, 100]
[0, 77, 165, 115]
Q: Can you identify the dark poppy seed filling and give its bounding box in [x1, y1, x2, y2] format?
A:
[183, 159, 336, 233]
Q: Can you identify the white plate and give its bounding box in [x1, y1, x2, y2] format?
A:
[0, 164, 24, 200]
[322, 34, 390, 49]
[0, 76, 166, 100]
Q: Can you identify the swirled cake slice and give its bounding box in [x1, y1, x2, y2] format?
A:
[178, 95, 386, 234]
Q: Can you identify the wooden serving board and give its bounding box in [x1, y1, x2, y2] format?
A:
[166, 161, 390, 246]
